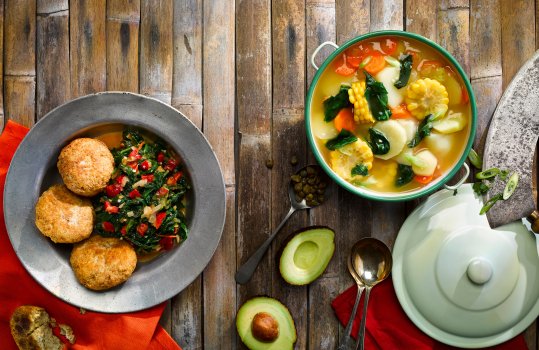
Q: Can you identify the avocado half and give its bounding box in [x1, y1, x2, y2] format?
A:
[236, 297, 297, 350]
[279, 226, 335, 285]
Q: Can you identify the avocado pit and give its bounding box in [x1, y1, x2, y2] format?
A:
[251, 312, 279, 342]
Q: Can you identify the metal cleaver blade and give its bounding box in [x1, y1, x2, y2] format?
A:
[483, 50, 539, 231]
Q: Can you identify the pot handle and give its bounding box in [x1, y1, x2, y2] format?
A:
[311, 41, 339, 70]
[443, 162, 470, 192]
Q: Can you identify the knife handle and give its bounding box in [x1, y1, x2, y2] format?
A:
[527, 210, 539, 233]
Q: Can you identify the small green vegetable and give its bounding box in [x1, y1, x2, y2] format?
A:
[503, 173, 519, 200]
[472, 181, 490, 195]
[367, 128, 390, 155]
[499, 169, 509, 180]
[394, 54, 413, 89]
[476, 168, 500, 180]
[351, 164, 369, 177]
[396, 164, 414, 187]
[323, 85, 351, 122]
[364, 72, 392, 121]
[384, 56, 401, 68]
[325, 129, 358, 150]
[408, 114, 434, 148]
[467, 149, 482, 169]
[359, 56, 372, 68]
[480, 193, 503, 215]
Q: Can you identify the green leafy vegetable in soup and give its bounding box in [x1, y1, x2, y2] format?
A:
[325, 129, 358, 150]
[364, 72, 392, 121]
[323, 85, 351, 122]
[394, 54, 413, 89]
[94, 129, 190, 254]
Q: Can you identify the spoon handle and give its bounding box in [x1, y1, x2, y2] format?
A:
[235, 206, 297, 284]
[355, 286, 371, 350]
[337, 284, 364, 350]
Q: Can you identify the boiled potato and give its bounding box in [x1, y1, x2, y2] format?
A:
[432, 111, 467, 134]
[394, 148, 414, 166]
[410, 150, 437, 176]
[375, 67, 404, 108]
[396, 118, 418, 144]
[373, 120, 407, 160]
[311, 113, 339, 140]
[443, 73, 463, 106]
[424, 131, 456, 156]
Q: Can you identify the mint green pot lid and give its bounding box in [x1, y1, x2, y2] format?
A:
[305, 30, 477, 202]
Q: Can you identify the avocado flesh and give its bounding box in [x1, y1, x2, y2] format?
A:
[236, 297, 296, 350]
[280, 227, 335, 285]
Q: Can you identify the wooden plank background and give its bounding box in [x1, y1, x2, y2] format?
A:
[1, 0, 538, 349]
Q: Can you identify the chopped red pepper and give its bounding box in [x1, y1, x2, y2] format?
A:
[137, 223, 148, 236]
[102, 222, 115, 232]
[120, 226, 127, 235]
[140, 160, 151, 171]
[157, 152, 165, 163]
[115, 174, 127, 184]
[104, 201, 119, 214]
[127, 162, 139, 172]
[155, 212, 167, 229]
[159, 236, 174, 250]
[129, 189, 141, 199]
[106, 184, 122, 198]
[164, 158, 177, 171]
[141, 174, 154, 182]
[129, 147, 142, 160]
[156, 187, 169, 197]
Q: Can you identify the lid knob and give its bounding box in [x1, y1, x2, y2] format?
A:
[466, 258, 493, 285]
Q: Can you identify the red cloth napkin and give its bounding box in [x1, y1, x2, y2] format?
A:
[332, 278, 528, 350]
[0, 121, 181, 350]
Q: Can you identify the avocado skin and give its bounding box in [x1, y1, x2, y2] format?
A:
[236, 297, 297, 350]
[278, 226, 335, 286]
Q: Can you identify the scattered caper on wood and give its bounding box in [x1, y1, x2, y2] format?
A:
[291, 165, 327, 207]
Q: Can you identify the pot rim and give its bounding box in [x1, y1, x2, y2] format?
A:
[305, 30, 477, 202]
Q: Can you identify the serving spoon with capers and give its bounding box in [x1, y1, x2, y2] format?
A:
[235, 165, 328, 284]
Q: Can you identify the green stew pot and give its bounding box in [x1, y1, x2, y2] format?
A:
[305, 30, 477, 202]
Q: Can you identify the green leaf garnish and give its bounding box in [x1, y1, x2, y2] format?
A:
[323, 85, 351, 122]
[351, 164, 369, 177]
[503, 173, 519, 200]
[364, 72, 392, 121]
[472, 181, 490, 195]
[367, 128, 390, 155]
[394, 54, 413, 89]
[476, 168, 500, 180]
[408, 114, 434, 148]
[325, 129, 358, 150]
[467, 148, 482, 169]
[480, 193, 503, 215]
[396, 164, 414, 187]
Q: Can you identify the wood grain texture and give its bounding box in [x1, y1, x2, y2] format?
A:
[140, 0, 173, 103]
[306, 1, 336, 87]
[501, 0, 536, 88]
[405, 0, 437, 40]
[36, 11, 70, 120]
[171, 281, 202, 349]
[370, 0, 404, 31]
[335, 0, 369, 44]
[439, 0, 469, 9]
[172, 0, 202, 128]
[201, 0, 235, 349]
[437, 8, 470, 76]
[470, 77, 502, 153]
[4, 0, 36, 75]
[4, 76, 35, 127]
[106, 0, 140, 92]
[70, 0, 106, 97]
[470, 0, 501, 79]
[37, 0, 68, 14]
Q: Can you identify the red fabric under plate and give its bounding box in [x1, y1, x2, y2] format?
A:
[332, 278, 528, 350]
[0, 121, 181, 350]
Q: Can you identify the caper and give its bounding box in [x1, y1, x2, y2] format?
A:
[291, 175, 301, 183]
[318, 195, 324, 202]
[306, 166, 316, 175]
[306, 194, 314, 201]
[290, 155, 298, 165]
[300, 170, 307, 177]
[298, 191, 305, 198]
[303, 185, 312, 193]
[294, 183, 302, 192]
[302, 178, 307, 184]
[310, 200, 320, 206]
[307, 177, 316, 185]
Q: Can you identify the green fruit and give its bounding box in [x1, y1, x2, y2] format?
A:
[279, 226, 335, 285]
[236, 297, 297, 350]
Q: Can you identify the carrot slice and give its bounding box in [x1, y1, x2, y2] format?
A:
[333, 108, 356, 132]
[347, 55, 362, 68]
[381, 38, 397, 55]
[335, 54, 356, 76]
[461, 86, 469, 104]
[390, 104, 412, 119]
[414, 175, 433, 184]
[363, 54, 386, 75]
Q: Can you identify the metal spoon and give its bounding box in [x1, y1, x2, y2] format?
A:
[235, 165, 326, 284]
[351, 238, 393, 350]
[337, 254, 365, 350]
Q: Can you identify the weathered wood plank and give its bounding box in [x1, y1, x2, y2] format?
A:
[335, 0, 369, 44]
[37, 0, 68, 14]
[106, 0, 140, 92]
[202, 0, 236, 349]
[171, 282, 202, 349]
[370, 0, 404, 31]
[235, 0, 272, 306]
[4, 76, 36, 127]
[437, 8, 470, 76]
[306, 1, 335, 87]
[36, 11, 70, 120]
[172, 0, 203, 128]
[271, 1, 307, 349]
[203, 187, 237, 350]
[405, 0, 437, 40]
[471, 76, 503, 154]
[140, 0, 173, 104]
[70, 0, 106, 97]
[0, 0, 4, 131]
[439, 0, 470, 9]
[470, 0, 501, 79]
[4, 0, 36, 76]
[501, 0, 536, 89]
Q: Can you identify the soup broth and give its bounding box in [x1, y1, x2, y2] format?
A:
[310, 36, 471, 193]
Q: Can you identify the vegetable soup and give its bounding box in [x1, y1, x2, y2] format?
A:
[310, 36, 471, 193]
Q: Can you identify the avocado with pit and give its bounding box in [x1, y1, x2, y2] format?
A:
[279, 226, 335, 285]
[236, 297, 297, 350]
